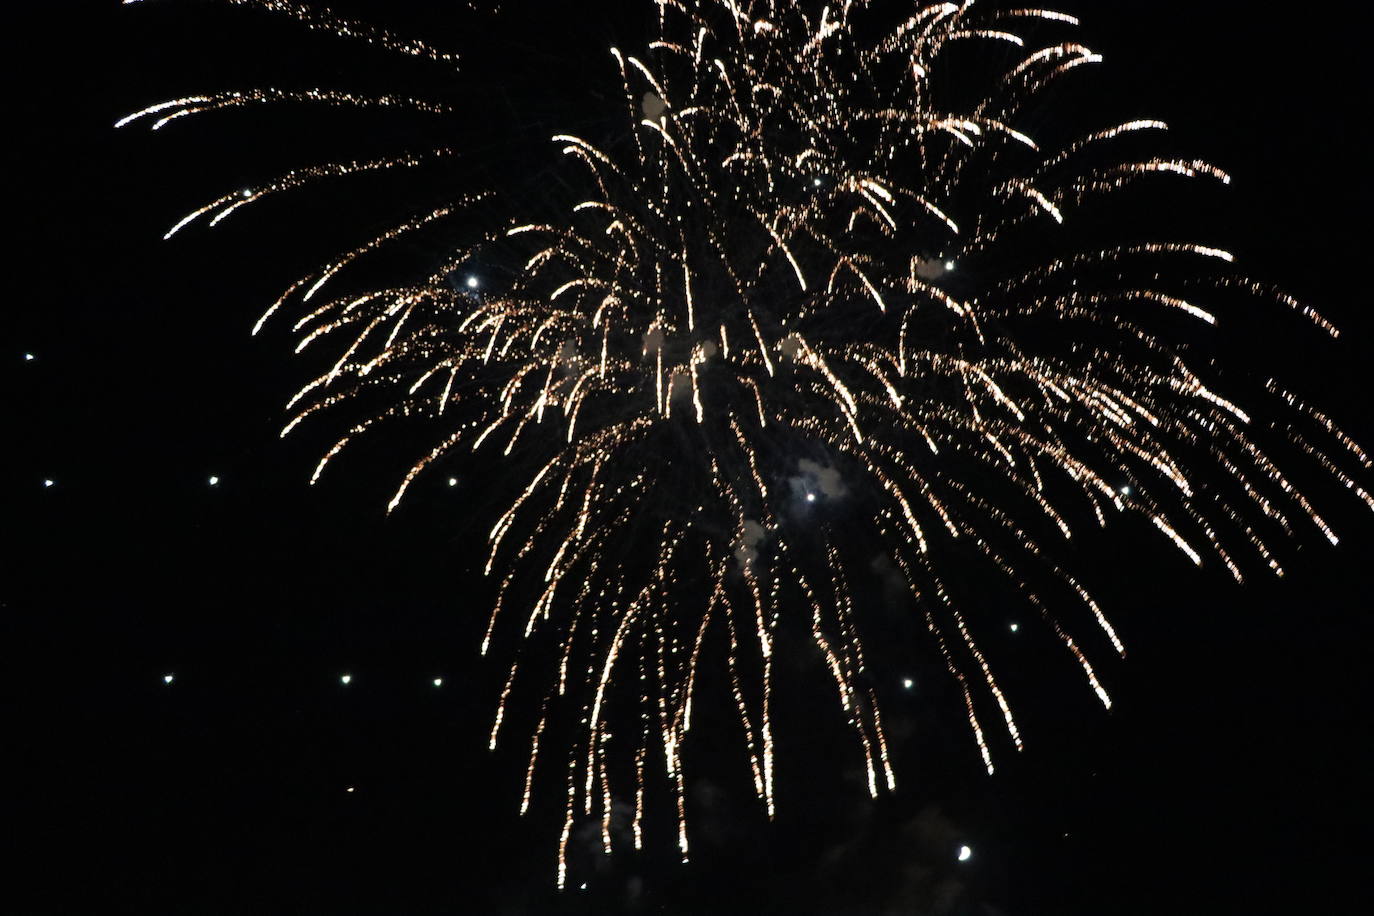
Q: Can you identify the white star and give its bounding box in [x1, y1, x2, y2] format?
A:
[163, 674, 174, 684]
[42, 479, 54, 488]
[466, 276, 479, 289]
[340, 674, 352, 685]
[903, 678, 914, 689]
[958, 845, 972, 862]
[433, 678, 443, 687]
[208, 476, 220, 486]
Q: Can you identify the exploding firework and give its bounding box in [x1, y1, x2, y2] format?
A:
[123, 0, 1370, 886]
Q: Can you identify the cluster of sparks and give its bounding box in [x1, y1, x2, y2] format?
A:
[124, 0, 1370, 887]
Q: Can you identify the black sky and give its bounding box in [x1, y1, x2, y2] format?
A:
[9, 2, 1373, 913]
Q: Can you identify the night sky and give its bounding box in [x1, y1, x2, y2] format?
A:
[10, 2, 1373, 913]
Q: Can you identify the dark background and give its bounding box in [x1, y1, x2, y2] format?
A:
[8, 2, 1372, 913]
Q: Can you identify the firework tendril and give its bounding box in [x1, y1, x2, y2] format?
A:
[124, 0, 1370, 886]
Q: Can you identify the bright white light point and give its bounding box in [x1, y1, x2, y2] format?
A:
[1120, 485, 1132, 496]
[806, 492, 816, 502]
[958, 845, 972, 862]
[945, 260, 956, 270]
[42, 479, 54, 488]
[241, 189, 252, 198]
[340, 674, 352, 685]
[448, 477, 458, 487]
[813, 178, 822, 187]
[208, 476, 219, 486]
[579, 884, 587, 891]
[466, 276, 479, 289]
[346, 786, 355, 793]
[24, 353, 34, 361]
[433, 678, 443, 687]
[903, 678, 914, 689]
[1010, 623, 1020, 633]
[163, 674, 174, 684]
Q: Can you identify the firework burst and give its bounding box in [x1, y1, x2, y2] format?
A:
[123, 0, 1370, 886]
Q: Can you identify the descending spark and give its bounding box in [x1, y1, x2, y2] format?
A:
[123, 0, 461, 64]
[117, 89, 452, 132]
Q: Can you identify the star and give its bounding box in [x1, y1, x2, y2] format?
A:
[208, 476, 220, 486]
[340, 674, 352, 685]
[958, 845, 972, 862]
[163, 674, 174, 684]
